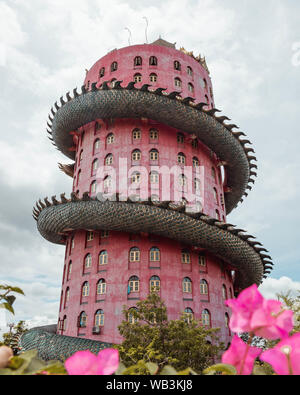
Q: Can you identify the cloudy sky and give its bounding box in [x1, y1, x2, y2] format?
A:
[0, 0, 300, 333]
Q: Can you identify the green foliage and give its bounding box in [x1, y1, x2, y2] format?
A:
[0, 350, 66, 375]
[117, 292, 224, 374]
[0, 284, 24, 315]
[0, 321, 28, 352]
[203, 363, 237, 375]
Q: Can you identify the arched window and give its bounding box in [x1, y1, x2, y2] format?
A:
[188, 83, 194, 94]
[205, 94, 209, 105]
[93, 139, 100, 154]
[183, 277, 192, 293]
[202, 309, 211, 326]
[222, 284, 227, 300]
[132, 128, 141, 140]
[131, 172, 141, 184]
[150, 247, 160, 262]
[91, 181, 97, 194]
[106, 133, 115, 145]
[82, 282, 89, 297]
[86, 231, 94, 242]
[192, 157, 200, 168]
[215, 209, 220, 220]
[194, 178, 201, 192]
[213, 188, 218, 204]
[79, 311, 87, 327]
[132, 149, 141, 161]
[67, 261, 72, 281]
[181, 250, 191, 264]
[111, 61, 118, 72]
[95, 309, 105, 327]
[178, 174, 187, 187]
[99, 67, 105, 78]
[99, 250, 108, 266]
[149, 73, 157, 83]
[149, 149, 159, 161]
[128, 276, 140, 292]
[77, 170, 81, 185]
[97, 279, 106, 295]
[192, 139, 198, 149]
[177, 133, 184, 144]
[199, 254, 206, 268]
[92, 159, 99, 175]
[149, 56, 157, 66]
[105, 153, 113, 166]
[225, 313, 230, 335]
[177, 152, 186, 165]
[62, 315, 67, 331]
[85, 254, 92, 269]
[150, 275, 160, 291]
[103, 175, 112, 191]
[184, 308, 193, 324]
[174, 77, 182, 88]
[79, 150, 83, 163]
[65, 288, 70, 307]
[149, 129, 159, 140]
[150, 171, 159, 184]
[187, 66, 193, 77]
[134, 73, 142, 83]
[128, 307, 138, 324]
[129, 247, 140, 262]
[200, 279, 209, 295]
[174, 60, 181, 71]
[134, 56, 142, 67]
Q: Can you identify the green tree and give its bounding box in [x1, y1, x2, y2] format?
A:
[0, 321, 28, 353]
[117, 292, 224, 374]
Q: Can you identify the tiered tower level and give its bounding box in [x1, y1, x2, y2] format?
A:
[25, 39, 274, 359]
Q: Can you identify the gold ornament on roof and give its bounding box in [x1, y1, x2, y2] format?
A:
[179, 47, 210, 74]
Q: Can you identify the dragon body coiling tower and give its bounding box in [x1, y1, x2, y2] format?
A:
[26, 39, 273, 359]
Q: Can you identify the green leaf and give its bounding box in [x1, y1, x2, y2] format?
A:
[203, 364, 237, 376]
[177, 368, 198, 375]
[0, 302, 15, 314]
[115, 362, 127, 375]
[159, 365, 178, 375]
[8, 287, 25, 296]
[145, 362, 159, 375]
[252, 365, 268, 375]
[37, 362, 67, 375]
[5, 295, 16, 306]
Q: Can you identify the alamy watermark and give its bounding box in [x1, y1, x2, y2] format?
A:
[88, 159, 209, 214]
[291, 42, 300, 67]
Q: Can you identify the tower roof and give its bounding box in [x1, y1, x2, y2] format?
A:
[151, 37, 176, 49]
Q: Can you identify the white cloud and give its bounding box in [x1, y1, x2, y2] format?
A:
[0, 0, 299, 331]
[259, 277, 300, 300]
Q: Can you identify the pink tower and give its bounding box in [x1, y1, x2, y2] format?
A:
[30, 39, 273, 355]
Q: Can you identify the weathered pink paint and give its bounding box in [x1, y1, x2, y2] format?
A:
[57, 42, 233, 346]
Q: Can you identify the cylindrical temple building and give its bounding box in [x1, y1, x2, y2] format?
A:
[26, 38, 273, 359]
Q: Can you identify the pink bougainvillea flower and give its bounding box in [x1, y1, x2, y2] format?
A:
[226, 284, 294, 340]
[0, 346, 13, 369]
[222, 335, 262, 375]
[260, 333, 300, 375]
[225, 284, 264, 334]
[250, 299, 294, 340]
[65, 348, 119, 375]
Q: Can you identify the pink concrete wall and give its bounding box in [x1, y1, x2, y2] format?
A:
[59, 231, 233, 345]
